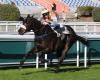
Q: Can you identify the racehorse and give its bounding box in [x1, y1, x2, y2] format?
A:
[18, 15, 88, 71]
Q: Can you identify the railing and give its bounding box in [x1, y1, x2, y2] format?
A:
[0, 21, 22, 33]
[0, 21, 100, 35]
[60, 22, 100, 35]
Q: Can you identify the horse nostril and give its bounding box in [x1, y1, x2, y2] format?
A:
[18, 31, 24, 35]
[18, 28, 25, 35]
[19, 32, 24, 35]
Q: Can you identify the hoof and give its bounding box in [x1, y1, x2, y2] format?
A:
[53, 67, 60, 73]
[40, 59, 48, 64]
[19, 66, 22, 70]
[53, 66, 60, 73]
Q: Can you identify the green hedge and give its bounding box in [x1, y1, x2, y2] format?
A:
[92, 7, 100, 22]
[0, 4, 20, 21]
[77, 6, 94, 17]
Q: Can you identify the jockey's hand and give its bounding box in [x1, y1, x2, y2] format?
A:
[43, 22, 49, 25]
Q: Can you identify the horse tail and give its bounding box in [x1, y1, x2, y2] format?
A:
[76, 35, 88, 46]
[64, 25, 88, 46]
[64, 25, 76, 35]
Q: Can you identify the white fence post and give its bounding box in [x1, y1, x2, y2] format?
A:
[36, 53, 39, 69]
[84, 45, 87, 68]
[44, 54, 48, 69]
[77, 40, 80, 67]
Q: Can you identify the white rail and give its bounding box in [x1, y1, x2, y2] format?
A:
[0, 21, 100, 34]
[60, 22, 100, 34]
[0, 21, 22, 32]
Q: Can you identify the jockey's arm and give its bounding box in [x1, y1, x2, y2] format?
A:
[45, 19, 52, 24]
[41, 18, 52, 25]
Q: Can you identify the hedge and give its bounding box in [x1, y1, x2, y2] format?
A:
[0, 4, 20, 21]
[77, 6, 94, 17]
[92, 7, 100, 22]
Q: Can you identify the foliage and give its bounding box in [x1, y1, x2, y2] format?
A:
[77, 6, 94, 17]
[0, 4, 20, 21]
[92, 7, 100, 22]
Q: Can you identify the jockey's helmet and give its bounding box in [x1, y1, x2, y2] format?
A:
[41, 9, 49, 16]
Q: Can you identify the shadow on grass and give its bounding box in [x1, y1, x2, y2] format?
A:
[0, 65, 36, 70]
[22, 67, 89, 75]
[1, 63, 100, 75]
[47, 67, 89, 73]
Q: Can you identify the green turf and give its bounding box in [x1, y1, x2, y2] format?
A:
[0, 64, 100, 80]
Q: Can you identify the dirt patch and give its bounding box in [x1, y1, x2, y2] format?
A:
[79, 17, 93, 22]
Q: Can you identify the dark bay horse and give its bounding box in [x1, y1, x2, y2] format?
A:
[18, 16, 88, 71]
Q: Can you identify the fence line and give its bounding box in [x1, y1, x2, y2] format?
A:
[0, 21, 100, 34]
[0, 21, 22, 32]
[60, 22, 100, 34]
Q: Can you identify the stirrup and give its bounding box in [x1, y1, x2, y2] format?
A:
[54, 30, 61, 37]
[51, 27, 61, 37]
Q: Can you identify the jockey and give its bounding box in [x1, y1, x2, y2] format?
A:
[40, 9, 61, 37]
[41, 9, 60, 29]
[50, 11, 60, 30]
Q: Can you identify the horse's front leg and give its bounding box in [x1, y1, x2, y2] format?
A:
[20, 47, 38, 67]
[20, 43, 50, 67]
[39, 53, 49, 63]
[20, 45, 46, 67]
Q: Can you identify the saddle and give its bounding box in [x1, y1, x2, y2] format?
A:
[52, 24, 69, 37]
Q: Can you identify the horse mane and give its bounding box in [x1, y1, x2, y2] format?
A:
[19, 16, 24, 21]
[31, 17, 44, 29]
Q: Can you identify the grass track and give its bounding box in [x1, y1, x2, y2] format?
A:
[0, 64, 100, 80]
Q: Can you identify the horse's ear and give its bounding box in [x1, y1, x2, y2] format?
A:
[27, 14, 31, 18]
[19, 16, 24, 21]
[31, 15, 33, 18]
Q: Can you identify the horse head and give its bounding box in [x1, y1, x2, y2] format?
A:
[18, 15, 35, 35]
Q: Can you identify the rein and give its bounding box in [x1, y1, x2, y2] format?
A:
[35, 25, 58, 40]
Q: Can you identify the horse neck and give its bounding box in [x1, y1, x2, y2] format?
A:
[34, 24, 54, 36]
[31, 18, 54, 36]
[44, 25, 54, 33]
[29, 18, 41, 35]
[33, 25, 43, 36]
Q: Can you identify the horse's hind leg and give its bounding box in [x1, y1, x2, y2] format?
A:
[56, 35, 76, 71]
[55, 43, 70, 71]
